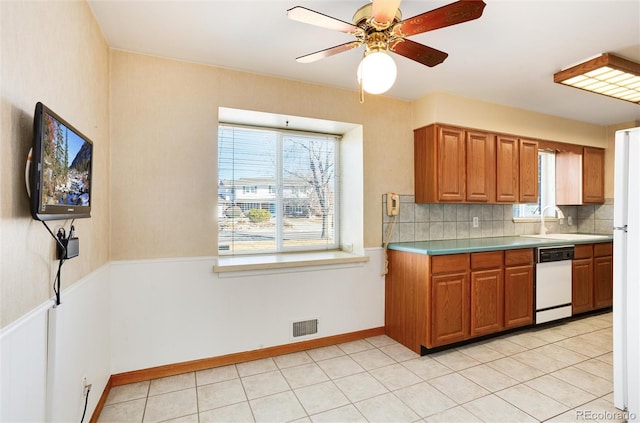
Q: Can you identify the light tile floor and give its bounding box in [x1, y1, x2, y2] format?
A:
[98, 312, 625, 422]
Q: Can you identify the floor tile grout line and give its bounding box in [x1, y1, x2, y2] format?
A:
[101, 320, 615, 422]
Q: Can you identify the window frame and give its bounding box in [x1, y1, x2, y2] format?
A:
[217, 124, 340, 255]
[513, 150, 558, 221]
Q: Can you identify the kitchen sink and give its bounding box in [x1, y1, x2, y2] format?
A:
[520, 233, 611, 241]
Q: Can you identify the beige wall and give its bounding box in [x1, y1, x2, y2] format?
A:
[109, 50, 414, 259]
[0, 1, 110, 327]
[2, 1, 630, 329]
[414, 92, 608, 147]
[605, 120, 640, 199]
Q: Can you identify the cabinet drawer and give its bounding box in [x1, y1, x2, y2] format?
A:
[574, 244, 594, 260]
[432, 254, 469, 274]
[594, 242, 613, 257]
[505, 249, 533, 267]
[471, 251, 503, 270]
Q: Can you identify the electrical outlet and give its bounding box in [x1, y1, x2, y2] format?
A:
[82, 376, 91, 397]
[472, 217, 479, 228]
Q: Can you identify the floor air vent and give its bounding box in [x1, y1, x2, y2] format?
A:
[292, 319, 318, 337]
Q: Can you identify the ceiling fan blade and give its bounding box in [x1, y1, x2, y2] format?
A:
[287, 6, 362, 35]
[296, 41, 362, 64]
[392, 0, 486, 37]
[389, 39, 448, 67]
[371, 0, 402, 28]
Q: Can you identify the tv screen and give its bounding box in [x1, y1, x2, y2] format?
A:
[29, 102, 93, 221]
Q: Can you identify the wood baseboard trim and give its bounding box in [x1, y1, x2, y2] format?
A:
[89, 375, 113, 423]
[110, 327, 385, 387]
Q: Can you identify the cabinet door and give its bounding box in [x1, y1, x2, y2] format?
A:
[437, 126, 466, 202]
[496, 135, 519, 202]
[470, 268, 504, 336]
[519, 139, 538, 203]
[572, 258, 594, 314]
[504, 265, 533, 329]
[466, 131, 495, 202]
[593, 255, 613, 309]
[583, 147, 605, 204]
[414, 125, 437, 203]
[431, 272, 469, 346]
[555, 152, 583, 205]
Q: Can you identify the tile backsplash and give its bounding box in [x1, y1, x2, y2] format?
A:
[382, 195, 613, 244]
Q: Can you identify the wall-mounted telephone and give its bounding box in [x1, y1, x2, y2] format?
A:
[387, 192, 400, 216]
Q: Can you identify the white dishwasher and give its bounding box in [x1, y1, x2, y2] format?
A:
[535, 245, 574, 324]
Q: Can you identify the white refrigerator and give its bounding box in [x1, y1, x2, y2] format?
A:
[614, 127, 640, 420]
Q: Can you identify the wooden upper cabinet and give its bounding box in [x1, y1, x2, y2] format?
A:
[556, 147, 605, 205]
[556, 152, 583, 205]
[583, 147, 605, 204]
[438, 127, 466, 201]
[466, 131, 496, 202]
[519, 139, 538, 203]
[496, 135, 519, 202]
[415, 125, 466, 203]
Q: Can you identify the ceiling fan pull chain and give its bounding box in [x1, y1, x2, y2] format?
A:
[359, 78, 365, 104]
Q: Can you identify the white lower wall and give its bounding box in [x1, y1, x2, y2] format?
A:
[109, 248, 385, 374]
[0, 264, 111, 422]
[0, 248, 385, 420]
[0, 301, 50, 422]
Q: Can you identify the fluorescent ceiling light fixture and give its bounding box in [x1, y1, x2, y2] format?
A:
[554, 53, 640, 104]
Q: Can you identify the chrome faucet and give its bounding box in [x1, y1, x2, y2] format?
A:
[540, 206, 565, 235]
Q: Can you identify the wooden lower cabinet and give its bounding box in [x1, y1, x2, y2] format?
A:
[431, 272, 470, 346]
[386, 248, 536, 352]
[429, 249, 532, 348]
[572, 242, 612, 315]
[504, 249, 534, 328]
[594, 242, 613, 309]
[572, 258, 594, 314]
[504, 265, 534, 328]
[470, 251, 504, 337]
[385, 250, 427, 354]
[470, 268, 504, 336]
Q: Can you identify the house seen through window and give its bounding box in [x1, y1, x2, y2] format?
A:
[513, 150, 556, 219]
[218, 124, 339, 254]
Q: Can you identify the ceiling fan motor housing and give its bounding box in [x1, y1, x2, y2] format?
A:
[352, 3, 402, 31]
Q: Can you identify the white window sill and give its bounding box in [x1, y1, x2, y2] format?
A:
[213, 250, 369, 274]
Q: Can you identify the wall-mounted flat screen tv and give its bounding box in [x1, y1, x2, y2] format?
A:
[29, 102, 93, 221]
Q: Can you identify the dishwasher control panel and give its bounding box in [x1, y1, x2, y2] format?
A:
[537, 246, 574, 263]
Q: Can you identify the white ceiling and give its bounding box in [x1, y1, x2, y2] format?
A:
[88, 0, 640, 126]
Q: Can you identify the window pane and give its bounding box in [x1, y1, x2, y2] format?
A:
[218, 126, 276, 253]
[218, 125, 339, 254]
[513, 151, 556, 218]
[282, 137, 336, 249]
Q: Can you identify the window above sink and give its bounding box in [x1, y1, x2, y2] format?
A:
[513, 150, 556, 221]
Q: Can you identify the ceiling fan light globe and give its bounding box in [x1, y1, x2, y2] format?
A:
[357, 51, 397, 94]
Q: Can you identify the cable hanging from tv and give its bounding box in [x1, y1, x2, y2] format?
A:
[26, 102, 92, 306]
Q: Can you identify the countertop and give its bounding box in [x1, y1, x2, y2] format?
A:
[387, 234, 613, 255]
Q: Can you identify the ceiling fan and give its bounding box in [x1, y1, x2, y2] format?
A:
[287, 0, 486, 96]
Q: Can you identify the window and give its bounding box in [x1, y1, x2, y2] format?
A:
[513, 150, 556, 219]
[218, 125, 339, 254]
